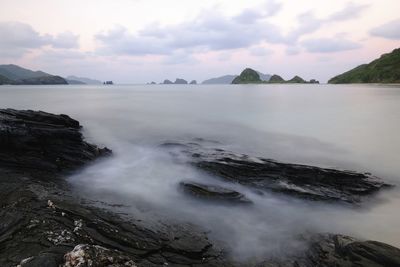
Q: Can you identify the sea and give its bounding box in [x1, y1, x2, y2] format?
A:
[1, 83, 399, 259]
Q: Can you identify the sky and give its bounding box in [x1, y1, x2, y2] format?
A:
[0, 0, 399, 83]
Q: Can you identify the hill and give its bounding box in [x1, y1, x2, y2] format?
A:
[0, 64, 49, 80]
[66, 75, 102, 85]
[329, 48, 400, 84]
[231, 68, 319, 84]
[0, 64, 67, 85]
[202, 75, 238, 84]
[232, 68, 262, 84]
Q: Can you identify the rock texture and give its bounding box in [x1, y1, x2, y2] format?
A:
[1, 110, 399, 267]
[180, 182, 252, 204]
[282, 234, 400, 267]
[162, 141, 392, 204]
[0, 109, 110, 173]
[0, 109, 230, 267]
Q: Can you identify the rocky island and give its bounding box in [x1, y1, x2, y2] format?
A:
[329, 48, 400, 84]
[1, 109, 399, 267]
[232, 68, 319, 84]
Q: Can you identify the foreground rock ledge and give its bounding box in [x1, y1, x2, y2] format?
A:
[0, 109, 399, 267]
[162, 141, 392, 204]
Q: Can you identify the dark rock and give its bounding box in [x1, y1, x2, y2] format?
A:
[161, 141, 392, 204]
[180, 182, 252, 204]
[295, 234, 400, 267]
[174, 78, 188, 84]
[189, 80, 197, 84]
[309, 79, 319, 84]
[0, 109, 111, 173]
[0, 110, 231, 267]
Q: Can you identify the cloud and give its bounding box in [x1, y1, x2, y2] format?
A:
[284, 2, 369, 44]
[301, 38, 361, 53]
[51, 31, 80, 49]
[96, 7, 282, 56]
[233, 0, 282, 24]
[0, 21, 51, 57]
[370, 19, 400, 40]
[249, 46, 273, 56]
[286, 46, 301, 56]
[327, 2, 369, 22]
[95, 1, 366, 58]
[95, 25, 169, 55]
[0, 21, 80, 58]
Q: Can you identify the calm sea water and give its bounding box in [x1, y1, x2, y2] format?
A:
[1, 84, 400, 259]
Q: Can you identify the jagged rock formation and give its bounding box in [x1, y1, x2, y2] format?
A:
[1, 110, 399, 267]
[329, 48, 400, 84]
[161, 141, 392, 204]
[0, 109, 230, 267]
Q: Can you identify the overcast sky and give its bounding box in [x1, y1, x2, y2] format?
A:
[0, 0, 399, 83]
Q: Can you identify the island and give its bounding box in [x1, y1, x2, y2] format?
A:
[232, 68, 319, 84]
[329, 48, 400, 84]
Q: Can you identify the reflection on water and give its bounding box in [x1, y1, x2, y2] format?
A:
[1, 84, 400, 259]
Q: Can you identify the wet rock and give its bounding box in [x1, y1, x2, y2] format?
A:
[295, 234, 400, 267]
[0, 110, 231, 267]
[180, 182, 252, 204]
[62, 244, 138, 267]
[162, 141, 392, 204]
[0, 108, 111, 173]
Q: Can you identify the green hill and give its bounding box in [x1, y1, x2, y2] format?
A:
[329, 48, 400, 84]
[232, 68, 262, 84]
[0, 74, 12, 85]
[0, 64, 67, 85]
[268, 74, 285, 83]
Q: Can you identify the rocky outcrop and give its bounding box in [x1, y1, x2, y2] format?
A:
[0, 109, 110, 173]
[180, 182, 252, 204]
[162, 141, 392, 204]
[286, 234, 400, 267]
[1, 110, 399, 267]
[189, 80, 197, 84]
[0, 110, 230, 267]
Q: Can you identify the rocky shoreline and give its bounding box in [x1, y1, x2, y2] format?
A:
[1, 109, 400, 267]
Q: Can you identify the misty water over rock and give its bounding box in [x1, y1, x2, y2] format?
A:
[1, 84, 400, 267]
